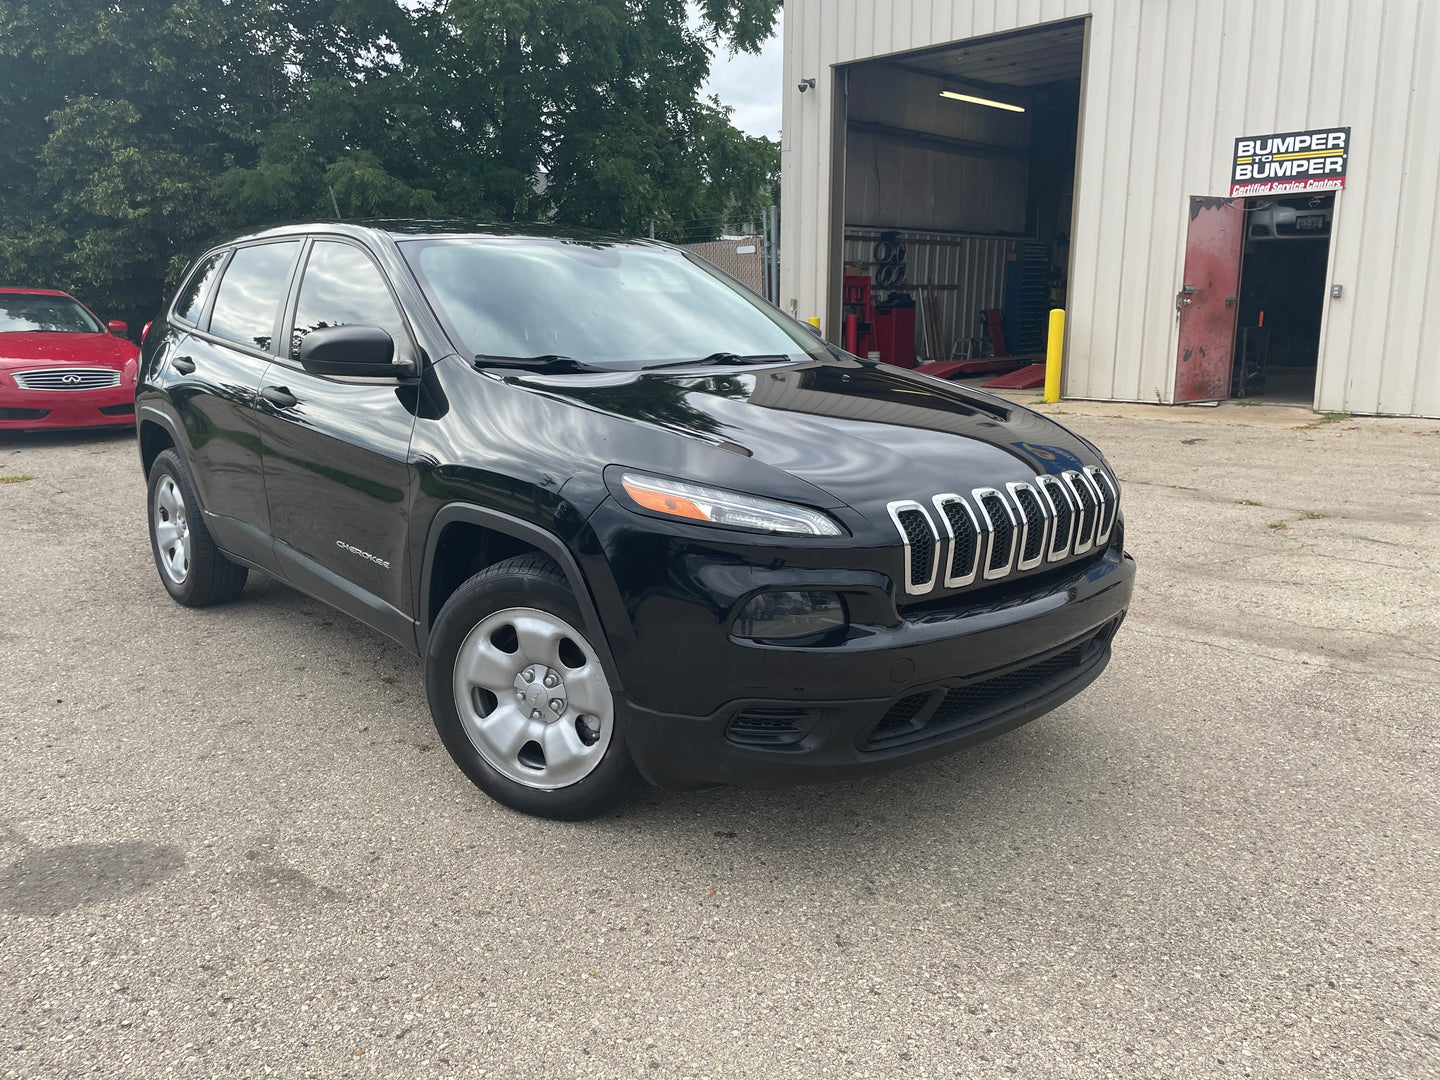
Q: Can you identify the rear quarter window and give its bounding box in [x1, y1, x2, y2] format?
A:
[172, 252, 226, 326]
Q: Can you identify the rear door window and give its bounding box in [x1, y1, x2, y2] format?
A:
[207, 242, 301, 352]
[172, 252, 225, 326]
[290, 241, 408, 360]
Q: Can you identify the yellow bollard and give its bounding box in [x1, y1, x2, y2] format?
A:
[807, 316, 822, 331]
[1043, 309, 1065, 403]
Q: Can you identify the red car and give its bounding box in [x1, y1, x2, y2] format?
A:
[0, 287, 140, 431]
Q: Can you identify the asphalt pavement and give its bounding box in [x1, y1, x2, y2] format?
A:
[1, 405, 1437, 1080]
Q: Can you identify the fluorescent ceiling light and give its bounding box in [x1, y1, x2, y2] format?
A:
[939, 89, 1025, 113]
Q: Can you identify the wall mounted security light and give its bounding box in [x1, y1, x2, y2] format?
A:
[938, 88, 1025, 113]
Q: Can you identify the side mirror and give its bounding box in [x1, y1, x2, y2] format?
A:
[296, 324, 399, 377]
[108, 320, 128, 337]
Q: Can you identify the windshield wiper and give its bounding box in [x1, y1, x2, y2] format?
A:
[694, 352, 792, 365]
[669, 352, 793, 367]
[473, 353, 604, 375]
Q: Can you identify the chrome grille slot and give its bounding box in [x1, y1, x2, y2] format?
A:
[887, 501, 939, 595]
[1087, 467, 1119, 545]
[932, 494, 980, 587]
[973, 488, 1017, 579]
[887, 470, 1117, 596]
[12, 367, 122, 391]
[1006, 481, 1050, 571]
[1036, 475, 1074, 561]
[1064, 470, 1100, 554]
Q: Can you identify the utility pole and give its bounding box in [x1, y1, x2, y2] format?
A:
[761, 212, 772, 302]
[767, 205, 780, 305]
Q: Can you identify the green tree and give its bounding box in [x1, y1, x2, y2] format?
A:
[437, 0, 779, 235]
[0, 0, 781, 332]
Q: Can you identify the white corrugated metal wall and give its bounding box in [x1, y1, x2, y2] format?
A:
[781, 0, 1440, 417]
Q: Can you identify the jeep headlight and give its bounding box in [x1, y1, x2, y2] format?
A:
[618, 472, 842, 537]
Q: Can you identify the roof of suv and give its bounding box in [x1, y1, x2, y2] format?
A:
[218, 219, 647, 249]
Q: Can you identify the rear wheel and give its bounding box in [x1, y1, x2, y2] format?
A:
[426, 553, 640, 819]
[147, 448, 248, 606]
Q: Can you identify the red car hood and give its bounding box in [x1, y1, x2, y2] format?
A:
[0, 332, 139, 371]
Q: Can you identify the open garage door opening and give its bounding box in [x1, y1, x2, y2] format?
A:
[1232, 193, 1335, 404]
[830, 20, 1085, 386]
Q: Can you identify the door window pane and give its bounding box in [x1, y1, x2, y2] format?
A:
[173, 252, 224, 326]
[291, 242, 406, 360]
[208, 242, 301, 351]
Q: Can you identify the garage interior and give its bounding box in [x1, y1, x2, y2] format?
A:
[833, 21, 1085, 386]
[1232, 193, 1335, 404]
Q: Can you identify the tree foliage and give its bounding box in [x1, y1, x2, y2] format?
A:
[0, 0, 781, 330]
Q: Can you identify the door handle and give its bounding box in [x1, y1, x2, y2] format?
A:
[260, 385, 298, 408]
[171, 355, 196, 374]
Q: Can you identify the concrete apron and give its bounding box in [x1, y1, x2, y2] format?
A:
[974, 382, 1440, 433]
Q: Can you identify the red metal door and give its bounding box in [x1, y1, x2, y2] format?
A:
[1174, 197, 1245, 402]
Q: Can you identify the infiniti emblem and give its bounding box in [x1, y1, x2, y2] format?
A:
[62, 373, 82, 384]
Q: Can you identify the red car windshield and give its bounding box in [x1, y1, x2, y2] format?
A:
[0, 294, 103, 334]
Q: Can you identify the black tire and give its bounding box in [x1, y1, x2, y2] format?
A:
[425, 553, 641, 820]
[146, 448, 248, 607]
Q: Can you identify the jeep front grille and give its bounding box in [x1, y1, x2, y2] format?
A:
[889, 470, 1118, 596]
[974, 489, 1017, 579]
[932, 495, 980, 586]
[1036, 475, 1074, 560]
[12, 367, 122, 391]
[1065, 470, 1101, 554]
[1007, 481, 1049, 570]
[1090, 467, 1119, 541]
[886, 501, 940, 594]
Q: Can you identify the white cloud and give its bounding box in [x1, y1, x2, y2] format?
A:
[699, 7, 783, 140]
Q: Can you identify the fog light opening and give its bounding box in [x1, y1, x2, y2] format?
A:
[733, 590, 848, 646]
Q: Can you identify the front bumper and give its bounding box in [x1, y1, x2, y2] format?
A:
[0, 384, 136, 429]
[619, 548, 1135, 789]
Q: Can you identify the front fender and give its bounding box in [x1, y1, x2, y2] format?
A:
[415, 502, 626, 692]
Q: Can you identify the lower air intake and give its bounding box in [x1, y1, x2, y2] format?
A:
[726, 706, 820, 747]
[863, 619, 1120, 750]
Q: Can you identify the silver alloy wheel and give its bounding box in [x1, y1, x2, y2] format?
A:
[153, 474, 191, 585]
[452, 606, 614, 790]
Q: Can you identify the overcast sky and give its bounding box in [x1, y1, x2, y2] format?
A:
[700, 8, 784, 139]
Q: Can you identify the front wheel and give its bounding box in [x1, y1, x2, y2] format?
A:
[425, 553, 640, 820]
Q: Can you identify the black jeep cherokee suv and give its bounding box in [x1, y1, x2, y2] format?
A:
[137, 222, 1135, 819]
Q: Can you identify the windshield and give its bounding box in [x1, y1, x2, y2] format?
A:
[0, 294, 103, 334]
[401, 237, 823, 370]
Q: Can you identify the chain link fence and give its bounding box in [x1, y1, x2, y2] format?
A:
[682, 237, 765, 294]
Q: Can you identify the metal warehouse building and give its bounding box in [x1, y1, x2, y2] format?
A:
[779, 1, 1440, 417]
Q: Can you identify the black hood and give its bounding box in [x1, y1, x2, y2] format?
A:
[518, 358, 1105, 514]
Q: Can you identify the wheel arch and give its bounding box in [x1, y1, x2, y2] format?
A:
[419, 504, 623, 691]
[137, 405, 181, 478]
